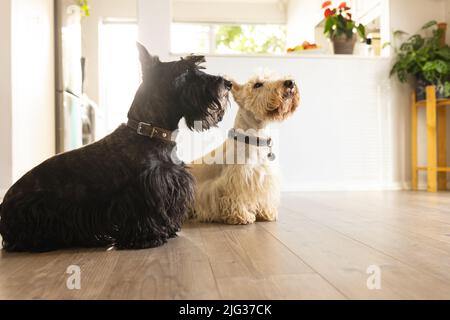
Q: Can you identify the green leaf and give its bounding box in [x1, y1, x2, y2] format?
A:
[422, 20, 437, 30]
[409, 35, 425, 50]
[444, 82, 450, 97]
[356, 24, 366, 40]
[393, 30, 408, 36]
[324, 16, 336, 37]
[346, 20, 355, 30]
[436, 47, 450, 60]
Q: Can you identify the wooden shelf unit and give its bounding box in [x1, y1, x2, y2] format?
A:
[412, 86, 449, 192]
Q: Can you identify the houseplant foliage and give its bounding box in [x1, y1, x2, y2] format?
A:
[322, 1, 366, 54]
[77, 0, 90, 17]
[390, 21, 450, 99]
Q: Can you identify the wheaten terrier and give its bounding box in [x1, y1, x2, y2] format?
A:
[189, 74, 299, 224]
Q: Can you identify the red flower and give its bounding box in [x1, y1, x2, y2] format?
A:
[339, 2, 347, 9]
[324, 8, 334, 18]
[322, 1, 332, 9]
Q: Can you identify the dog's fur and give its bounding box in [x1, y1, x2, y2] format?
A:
[0, 43, 231, 252]
[189, 74, 299, 224]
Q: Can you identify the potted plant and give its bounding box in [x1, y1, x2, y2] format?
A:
[322, 1, 366, 54]
[390, 21, 450, 100]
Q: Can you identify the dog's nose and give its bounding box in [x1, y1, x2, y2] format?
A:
[284, 80, 295, 89]
[224, 79, 233, 90]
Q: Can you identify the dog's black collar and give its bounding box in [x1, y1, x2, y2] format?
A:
[127, 119, 177, 143]
[228, 128, 273, 147]
[228, 128, 276, 161]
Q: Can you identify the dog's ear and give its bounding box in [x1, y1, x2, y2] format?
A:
[230, 80, 244, 102]
[182, 55, 206, 69]
[230, 80, 242, 93]
[136, 42, 160, 77]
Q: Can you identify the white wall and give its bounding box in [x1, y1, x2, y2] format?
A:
[182, 55, 400, 191]
[287, 0, 322, 47]
[11, 0, 55, 182]
[136, 0, 450, 191]
[138, 0, 171, 60]
[0, 0, 13, 197]
[81, 0, 137, 105]
[389, 0, 446, 35]
[138, 0, 402, 191]
[0, 0, 55, 197]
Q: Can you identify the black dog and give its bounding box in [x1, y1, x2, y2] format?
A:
[0, 43, 231, 252]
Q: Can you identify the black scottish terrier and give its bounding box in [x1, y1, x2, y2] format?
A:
[0, 43, 231, 252]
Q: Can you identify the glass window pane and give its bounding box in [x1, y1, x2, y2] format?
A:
[215, 24, 286, 54]
[171, 23, 286, 55]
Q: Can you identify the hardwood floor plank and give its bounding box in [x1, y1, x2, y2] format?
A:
[198, 223, 345, 299]
[0, 225, 221, 300]
[216, 274, 346, 300]
[281, 194, 450, 284]
[0, 249, 118, 300]
[98, 225, 221, 300]
[1, 192, 450, 300]
[261, 209, 450, 299]
[200, 224, 312, 278]
[284, 192, 450, 244]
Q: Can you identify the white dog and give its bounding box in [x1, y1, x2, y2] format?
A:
[189, 75, 299, 224]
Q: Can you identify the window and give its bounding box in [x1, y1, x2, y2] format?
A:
[171, 23, 211, 54]
[99, 21, 140, 135]
[171, 23, 287, 55]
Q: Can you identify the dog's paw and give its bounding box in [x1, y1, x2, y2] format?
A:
[256, 208, 278, 222]
[224, 213, 256, 225]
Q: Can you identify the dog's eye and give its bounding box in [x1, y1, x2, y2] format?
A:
[253, 82, 263, 89]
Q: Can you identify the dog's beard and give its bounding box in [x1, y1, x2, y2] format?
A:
[266, 88, 299, 121]
[183, 89, 229, 131]
[185, 104, 226, 131]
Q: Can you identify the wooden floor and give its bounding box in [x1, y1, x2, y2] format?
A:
[1, 191, 450, 300]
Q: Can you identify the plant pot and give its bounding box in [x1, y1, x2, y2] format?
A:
[438, 23, 447, 47]
[415, 77, 446, 101]
[332, 35, 357, 55]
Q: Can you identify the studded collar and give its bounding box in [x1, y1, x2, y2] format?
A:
[127, 119, 177, 143]
[228, 128, 276, 161]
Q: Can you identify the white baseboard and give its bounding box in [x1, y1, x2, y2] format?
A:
[403, 182, 426, 191]
[406, 182, 450, 191]
[283, 179, 450, 192]
[281, 181, 406, 192]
